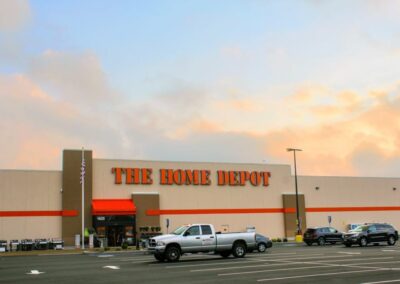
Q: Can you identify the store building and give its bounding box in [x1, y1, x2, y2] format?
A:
[1, 149, 400, 246]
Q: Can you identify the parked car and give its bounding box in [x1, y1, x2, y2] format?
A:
[146, 224, 257, 262]
[343, 223, 398, 247]
[303, 227, 344, 246]
[248, 234, 272, 253]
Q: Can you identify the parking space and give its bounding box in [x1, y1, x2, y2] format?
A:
[2, 244, 400, 283]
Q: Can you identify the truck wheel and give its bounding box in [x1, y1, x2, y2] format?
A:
[345, 243, 352, 247]
[232, 242, 246, 258]
[220, 251, 231, 258]
[305, 241, 312, 246]
[388, 235, 396, 246]
[154, 253, 165, 262]
[165, 245, 180, 262]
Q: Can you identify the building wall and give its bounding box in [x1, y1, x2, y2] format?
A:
[93, 159, 293, 238]
[2, 155, 400, 242]
[0, 170, 62, 242]
[299, 176, 400, 233]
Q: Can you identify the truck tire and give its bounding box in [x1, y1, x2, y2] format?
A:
[220, 251, 231, 258]
[165, 245, 180, 262]
[232, 242, 246, 258]
[154, 253, 165, 262]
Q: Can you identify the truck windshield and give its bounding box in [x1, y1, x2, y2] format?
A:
[172, 226, 189, 235]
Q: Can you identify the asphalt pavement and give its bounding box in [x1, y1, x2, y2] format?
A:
[1, 243, 400, 283]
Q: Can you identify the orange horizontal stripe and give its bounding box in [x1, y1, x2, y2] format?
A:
[306, 206, 400, 212]
[146, 208, 295, 216]
[0, 210, 78, 217]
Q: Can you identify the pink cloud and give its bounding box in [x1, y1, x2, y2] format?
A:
[0, 0, 31, 32]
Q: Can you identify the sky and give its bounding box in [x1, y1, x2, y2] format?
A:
[1, 0, 400, 177]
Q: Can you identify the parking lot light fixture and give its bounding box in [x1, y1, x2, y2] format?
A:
[287, 148, 302, 235]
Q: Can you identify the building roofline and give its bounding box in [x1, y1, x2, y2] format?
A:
[93, 157, 290, 167]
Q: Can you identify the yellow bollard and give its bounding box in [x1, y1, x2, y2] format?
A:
[295, 235, 303, 243]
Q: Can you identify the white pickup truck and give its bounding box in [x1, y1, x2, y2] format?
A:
[146, 224, 257, 262]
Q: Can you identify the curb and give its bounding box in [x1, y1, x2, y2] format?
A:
[0, 248, 146, 257]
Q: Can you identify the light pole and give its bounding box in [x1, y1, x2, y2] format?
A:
[287, 148, 302, 235]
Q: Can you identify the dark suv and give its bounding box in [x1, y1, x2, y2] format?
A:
[303, 227, 343, 246]
[343, 223, 398, 247]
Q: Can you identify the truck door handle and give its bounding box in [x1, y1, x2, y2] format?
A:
[196, 237, 200, 239]
[210, 236, 215, 238]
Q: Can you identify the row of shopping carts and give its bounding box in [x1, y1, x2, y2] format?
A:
[0, 239, 64, 252]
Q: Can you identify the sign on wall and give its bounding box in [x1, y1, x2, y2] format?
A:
[111, 167, 271, 187]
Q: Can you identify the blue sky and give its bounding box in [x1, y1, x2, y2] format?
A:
[1, 0, 400, 176]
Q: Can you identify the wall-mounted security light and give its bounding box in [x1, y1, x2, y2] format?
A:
[315, 186, 319, 190]
[393, 187, 397, 191]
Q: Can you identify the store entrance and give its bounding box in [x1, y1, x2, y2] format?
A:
[93, 215, 136, 247]
[107, 225, 124, 247]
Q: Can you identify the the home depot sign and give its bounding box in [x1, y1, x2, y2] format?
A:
[111, 168, 271, 187]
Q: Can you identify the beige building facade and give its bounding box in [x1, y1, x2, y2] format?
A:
[1, 149, 400, 245]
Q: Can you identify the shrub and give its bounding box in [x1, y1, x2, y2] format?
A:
[121, 242, 128, 250]
[277, 238, 282, 242]
[283, 238, 288, 242]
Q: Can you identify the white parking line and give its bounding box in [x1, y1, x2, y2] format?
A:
[218, 265, 332, 276]
[217, 260, 393, 277]
[266, 257, 393, 266]
[317, 257, 393, 263]
[191, 261, 303, 272]
[163, 253, 324, 269]
[361, 279, 400, 284]
[338, 251, 361, 255]
[164, 258, 266, 269]
[263, 252, 297, 256]
[190, 257, 395, 273]
[256, 269, 383, 282]
[255, 253, 324, 260]
[115, 257, 154, 262]
[26, 270, 45, 275]
[103, 266, 120, 270]
[265, 254, 352, 262]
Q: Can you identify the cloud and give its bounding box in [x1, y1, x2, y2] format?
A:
[262, 88, 400, 177]
[0, 73, 121, 169]
[214, 98, 263, 112]
[220, 46, 247, 60]
[3, 60, 400, 178]
[29, 50, 118, 103]
[0, 0, 31, 32]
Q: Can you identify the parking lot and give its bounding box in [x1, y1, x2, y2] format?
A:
[2, 244, 400, 283]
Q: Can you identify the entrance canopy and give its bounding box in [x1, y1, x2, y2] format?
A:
[92, 199, 136, 216]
